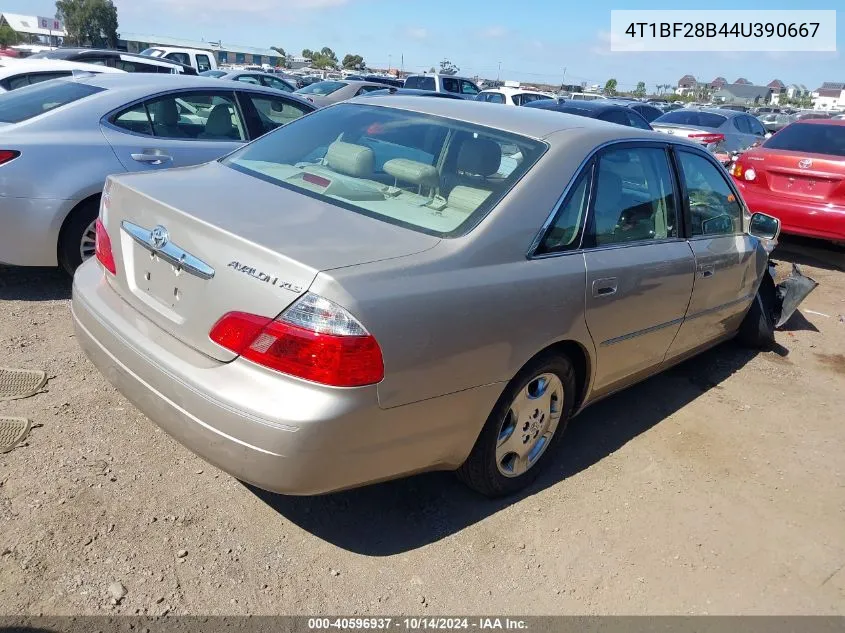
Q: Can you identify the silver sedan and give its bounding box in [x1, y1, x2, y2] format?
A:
[652, 107, 768, 153]
[294, 79, 394, 106]
[73, 98, 794, 497]
[200, 69, 296, 93]
[0, 74, 314, 273]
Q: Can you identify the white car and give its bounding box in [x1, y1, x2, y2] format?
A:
[476, 87, 554, 106]
[0, 59, 125, 92]
[140, 46, 218, 74]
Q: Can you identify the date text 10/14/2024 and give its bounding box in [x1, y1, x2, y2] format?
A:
[308, 618, 529, 630]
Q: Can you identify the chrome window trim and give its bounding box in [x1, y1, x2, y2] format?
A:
[527, 138, 686, 260]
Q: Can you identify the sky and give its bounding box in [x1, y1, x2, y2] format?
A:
[4, 0, 842, 89]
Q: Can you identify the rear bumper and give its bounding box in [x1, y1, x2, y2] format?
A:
[0, 196, 77, 266]
[71, 260, 496, 495]
[735, 183, 845, 241]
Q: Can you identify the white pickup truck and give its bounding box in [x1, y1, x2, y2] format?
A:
[140, 46, 218, 73]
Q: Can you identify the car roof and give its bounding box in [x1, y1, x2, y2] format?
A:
[405, 73, 476, 82]
[364, 88, 463, 99]
[661, 107, 740, 118]
[32, 48, 193, 69]
[792, 118, 845, 126]
[0, 58, 125, 77]
[532, 99, 623, 114]
[344, 95, 661, 139]
[481, 87, 548, 95]
[72, 73, 311, 104]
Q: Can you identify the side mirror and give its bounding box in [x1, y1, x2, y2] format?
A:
[749, 212, 780, 241]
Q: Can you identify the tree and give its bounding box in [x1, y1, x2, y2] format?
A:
[439, 59, 458, 75]
[271, 46, 286, 58]
[0, 24, 18, 48]
[603, 78, 617, 96]
[55, 0, 119, 48]
[302, 46, 338, 69]
[633, 81, 646, 98]
[342, 53, 365, 70]
[428, 66, 436, 73]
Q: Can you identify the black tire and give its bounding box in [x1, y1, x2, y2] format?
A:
[57, 197, 100, 276]
[737, 271, 776, 349]
[457, 354, 577, 498]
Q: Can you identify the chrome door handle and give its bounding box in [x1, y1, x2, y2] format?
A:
[697, 265, 715, 278]
[131, 153, 172, 165]
[592, 278, 618, 298]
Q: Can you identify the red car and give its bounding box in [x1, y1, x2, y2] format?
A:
[730, 119, 845, 244]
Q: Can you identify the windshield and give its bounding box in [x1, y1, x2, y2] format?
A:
[764, 123, 845, 157]
[654, 111, 727, 128]
[222, 104, 546, 237]
[295, 81, 346, 96]
[0, 80, 103, 123]
[200, 70, 227, 78]
[140, 48, 166, 58]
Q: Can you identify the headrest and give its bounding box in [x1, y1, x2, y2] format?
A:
[447, 185, 492, 213]
[383, 158, 439, 189]
[155, 100, 179, 126]
[326, 141, 374, 178]
[456, 138, 501, 177]
[205, 104, 234, 135]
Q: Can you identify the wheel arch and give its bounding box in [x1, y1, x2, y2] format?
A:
[56, 193, 102, 266]
[516, 338, 593, 414]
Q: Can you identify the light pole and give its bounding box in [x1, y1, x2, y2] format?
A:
[388, 54, 392, 72]
[497, 61, 501, 82]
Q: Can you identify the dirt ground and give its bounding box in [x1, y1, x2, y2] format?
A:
[0, 236, 843, 616]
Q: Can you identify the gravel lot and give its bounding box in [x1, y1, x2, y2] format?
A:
[1, 237, 843, 616]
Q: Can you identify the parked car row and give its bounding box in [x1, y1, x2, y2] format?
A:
[0, 69, 827, 499]
[65, 92, 801, 498]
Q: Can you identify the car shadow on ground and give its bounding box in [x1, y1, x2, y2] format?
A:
[0, 266, 70, 301]
[773, 235, 845, 272]
[250, 341, 771, 556]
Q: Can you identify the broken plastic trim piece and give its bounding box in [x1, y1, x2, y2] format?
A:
[769, 263, 819, 329]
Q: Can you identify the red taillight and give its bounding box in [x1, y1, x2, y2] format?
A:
[688, 133, 725, 145]
[209, 296, 384, 387]
[0, 150, 20, 166]
[94, 218, 116, 275]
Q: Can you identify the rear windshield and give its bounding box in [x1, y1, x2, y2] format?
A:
[404, 76, 435, 91]
[222, 103, 546, 237]
[764, 123, 845, 157]
[0, 80, 103, 123]
[655, 111, 727, 128]
[295, 81, 346, 95]
[140, 48, 166, 58]
[200, 70, 227, 78]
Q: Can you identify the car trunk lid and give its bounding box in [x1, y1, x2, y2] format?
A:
[100, 161, 440, 361]
[742, 148, 845, 203]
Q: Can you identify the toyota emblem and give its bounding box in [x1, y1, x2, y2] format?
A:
[798, 158, 813, 169]
[150, 225, 169, 250]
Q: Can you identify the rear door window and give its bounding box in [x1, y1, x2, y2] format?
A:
[112, 103, 153, 136]
[599, 109, 632, 126]
[0, 80, 103, 123]
[263, 76, 293, 92]
[165, 52, 191, 66]
[733, 116, 751, 133]
[235, 75, 262, 85]
[441, 77, 460, 93]
[586, 146, 678, 246]
[142, 92, 246, 141]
